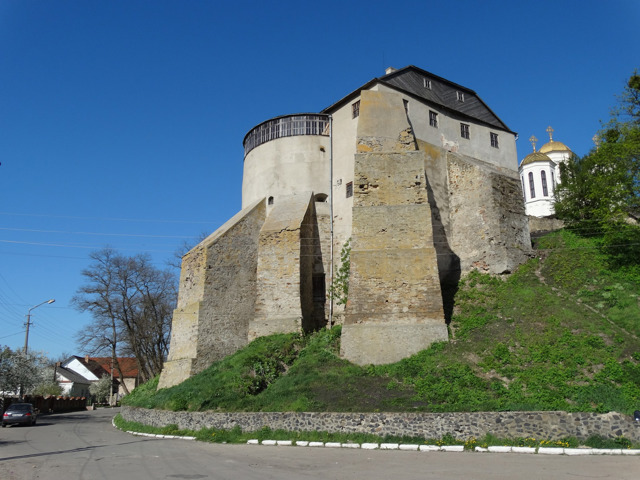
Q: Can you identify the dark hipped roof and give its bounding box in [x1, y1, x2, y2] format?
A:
[323, 65, 514, 134]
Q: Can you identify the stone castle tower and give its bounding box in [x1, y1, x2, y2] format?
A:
[158, 65, 532, 389]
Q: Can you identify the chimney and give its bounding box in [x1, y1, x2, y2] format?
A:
[385, 66, 397, 75]
[85, 355, 90, 363]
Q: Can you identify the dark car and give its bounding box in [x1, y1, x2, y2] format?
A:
[2, 403, 37, 427]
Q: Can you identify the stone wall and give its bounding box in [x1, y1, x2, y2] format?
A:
[249, 193, 313, 340]
[340, 90, 449, 365]
[121, 407, 640, 442]
[446, 153, 532, 274]
[158, 200, 266, 389]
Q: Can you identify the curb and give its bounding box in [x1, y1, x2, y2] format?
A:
[113, 417, 640, 455]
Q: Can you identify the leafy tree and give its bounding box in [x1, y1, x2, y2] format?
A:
[328, 238, 351, 306]
[555, 70, 640, 223]
[73, 248, 177, 384]
[0, 346, 58, 397]
[89, 374, 113, 404]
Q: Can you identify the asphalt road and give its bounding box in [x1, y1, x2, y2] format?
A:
[0, 408, 638, 479]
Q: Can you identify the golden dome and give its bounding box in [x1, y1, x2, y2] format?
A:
[539, 140, 572, 153]
[520, 151, 553, 166]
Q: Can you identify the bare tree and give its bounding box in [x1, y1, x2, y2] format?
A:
[166, 231, 210, 270]
[73, 248, 177, 384]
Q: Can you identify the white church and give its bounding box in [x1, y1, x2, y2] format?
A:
[518, 126, 573, 217]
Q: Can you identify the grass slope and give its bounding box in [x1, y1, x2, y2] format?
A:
[124, 229, 640, 414]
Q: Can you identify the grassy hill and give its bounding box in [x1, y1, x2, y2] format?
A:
[124, 228, 640, 415]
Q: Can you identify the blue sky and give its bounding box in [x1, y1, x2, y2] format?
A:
[0, 0, 638, 359]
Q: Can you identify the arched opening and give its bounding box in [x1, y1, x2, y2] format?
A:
[314, 193, 328, 203]
[268, 196, 274, 205]
[528, 172, 536, 199]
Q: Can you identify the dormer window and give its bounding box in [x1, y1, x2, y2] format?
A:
[456, 91, 465, 102]
[423, 78, 431, 89]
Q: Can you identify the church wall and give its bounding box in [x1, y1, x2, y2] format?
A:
[520, 161, 557, 217]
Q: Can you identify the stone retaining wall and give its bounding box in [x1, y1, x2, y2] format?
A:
[121, 407, 640, 442]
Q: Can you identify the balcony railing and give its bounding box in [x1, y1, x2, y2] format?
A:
[243, 114, 330, 156]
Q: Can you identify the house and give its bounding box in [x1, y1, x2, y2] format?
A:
[159, 65, 533, 389]
[56, 355, 139, 398]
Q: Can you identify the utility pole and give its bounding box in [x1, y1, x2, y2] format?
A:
[20, 298, 55, 399]
[24, 299, 55, 355]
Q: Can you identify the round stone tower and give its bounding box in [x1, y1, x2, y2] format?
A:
[242, 113, 331, 208]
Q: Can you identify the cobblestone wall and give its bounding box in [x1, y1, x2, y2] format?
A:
[121, 407, 640, 442]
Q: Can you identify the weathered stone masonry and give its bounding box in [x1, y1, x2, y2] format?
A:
[122, 407, 640, 442]
[159, 65, 533, 388]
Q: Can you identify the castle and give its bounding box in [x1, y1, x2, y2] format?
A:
[158, 65, 532, 389]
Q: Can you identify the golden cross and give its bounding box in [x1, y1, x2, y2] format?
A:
[546, 125, 554, 141]
[529, 135, 538, 152]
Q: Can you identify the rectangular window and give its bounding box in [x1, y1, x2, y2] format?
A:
[352, 100, 360, 119]
[456, 91, 465, 102]
[423, 78, 431, 89]
[346, 181, 353, 198]
[490, 132, 499, 148]
[460, 123, 470, 139]
[429, 110, 438, 128]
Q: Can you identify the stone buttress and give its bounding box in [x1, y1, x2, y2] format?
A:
[340, 90, 449, 365]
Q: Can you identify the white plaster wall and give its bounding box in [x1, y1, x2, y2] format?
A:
[328, 98, 359, 254]
[63, 358, 100, 381]
[375, 84, 519, 173]
[520, 161, 557, 217]
[242, 135, 330, 209]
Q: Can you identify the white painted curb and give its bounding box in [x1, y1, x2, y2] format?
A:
[114, 417, 640, 455]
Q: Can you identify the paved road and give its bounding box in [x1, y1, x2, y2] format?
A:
[0, 408, 638, 479]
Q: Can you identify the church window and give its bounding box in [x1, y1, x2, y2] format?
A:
[551, 171, 556, 189]
[521, 176, 526, 199]
[460, 123, 470, 139]
[423, 78, 432, 89]
[352, 100, 360, 119]
[541, 171, 549, 196]
[346, 182, 353, 198]
[429, 111, 438, 128]
[528, 172, 535, 198]
[490, 132, 499, 148]
[456, 91, 465, 102]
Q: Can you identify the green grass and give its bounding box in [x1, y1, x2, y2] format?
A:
[123, 228, 640, 416]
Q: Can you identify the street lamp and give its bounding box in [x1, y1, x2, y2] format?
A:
[24, 299, 55, 354]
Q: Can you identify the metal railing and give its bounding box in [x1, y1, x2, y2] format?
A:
[243, 114, 330, 156]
